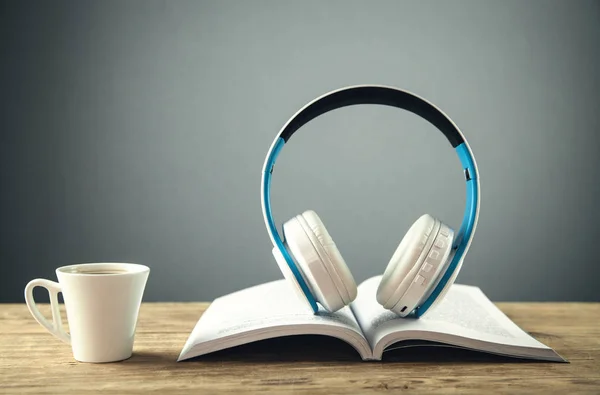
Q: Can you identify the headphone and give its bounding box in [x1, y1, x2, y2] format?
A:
[261, 85, 480, 318]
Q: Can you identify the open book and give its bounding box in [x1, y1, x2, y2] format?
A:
[178, 275, 565, 362]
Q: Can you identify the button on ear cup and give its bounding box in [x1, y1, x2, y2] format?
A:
[283, 210, 357, 312]
[376, 214, 454, 315]
[377, 214, 436, 308]
[389, 220, 454, 316]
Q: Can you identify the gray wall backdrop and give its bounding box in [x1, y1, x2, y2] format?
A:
[1, 0, 599, 304]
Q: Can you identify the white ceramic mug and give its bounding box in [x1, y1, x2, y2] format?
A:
[24, 262, 150, 363]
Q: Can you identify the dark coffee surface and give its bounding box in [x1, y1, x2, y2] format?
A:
[68, 269, 129, 275]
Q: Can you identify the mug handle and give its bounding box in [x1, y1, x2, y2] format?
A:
[24, 279, 71, 344]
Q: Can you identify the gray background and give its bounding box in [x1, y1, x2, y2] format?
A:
[1, 0, 599, 304]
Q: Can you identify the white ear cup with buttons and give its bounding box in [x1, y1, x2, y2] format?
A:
[376, 214, 454, 317]
[283, 210, 357, 312]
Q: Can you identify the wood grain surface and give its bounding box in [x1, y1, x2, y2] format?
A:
[1, 302, 599, 394]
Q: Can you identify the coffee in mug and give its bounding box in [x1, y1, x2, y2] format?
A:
[24, 262, 150, 363]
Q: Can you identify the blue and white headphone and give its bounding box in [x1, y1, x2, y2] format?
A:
[261, 85, 480, 318]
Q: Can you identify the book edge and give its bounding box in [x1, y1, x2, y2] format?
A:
[177, 324, 373, 362]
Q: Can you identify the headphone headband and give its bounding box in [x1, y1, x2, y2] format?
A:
[261, 85, 480, 317]
[278, 85, 465, 147]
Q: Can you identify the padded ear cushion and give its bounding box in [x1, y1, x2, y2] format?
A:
[283, 210, 357, 312]
[299, 211, 357, 303]
[376, 214, 439, 309]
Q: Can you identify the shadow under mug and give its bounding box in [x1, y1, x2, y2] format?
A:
[24, 262, 150, 363]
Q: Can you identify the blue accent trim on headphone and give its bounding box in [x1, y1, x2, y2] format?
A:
[455, 143, 479, 247]
[414, 143, 479, 317]
[262, 137, 319, 313]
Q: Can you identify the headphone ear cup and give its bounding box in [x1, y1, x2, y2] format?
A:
[283, 210, 357, 312]
[376, 214, 454, 316]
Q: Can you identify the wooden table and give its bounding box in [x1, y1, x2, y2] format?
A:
[1, 302, 599, 394]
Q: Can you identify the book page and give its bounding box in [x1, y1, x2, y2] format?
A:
[178, 279, 372, 361]
[351, 276, 565, 361]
